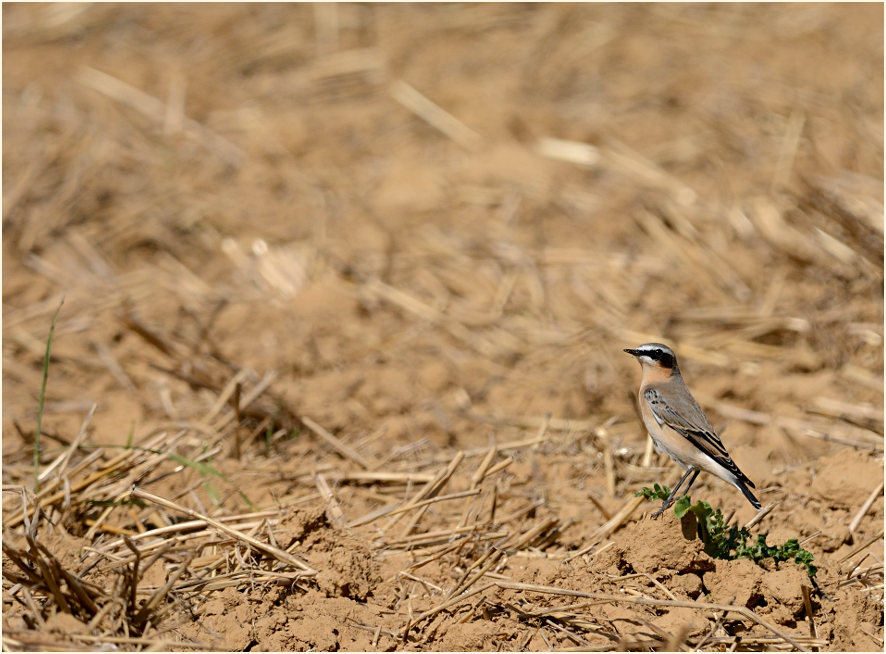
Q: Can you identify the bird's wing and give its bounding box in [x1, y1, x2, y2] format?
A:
[643, 386, 755, 487]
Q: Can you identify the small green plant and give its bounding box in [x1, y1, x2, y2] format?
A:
[636, 483, 670, 502]
[81, 444, 256, 510]
[34, 299, 64, 493]
[637, 485, 817, 577]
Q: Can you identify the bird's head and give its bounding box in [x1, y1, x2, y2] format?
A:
[623, 342, 679, 373]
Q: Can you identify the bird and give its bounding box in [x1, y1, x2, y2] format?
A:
[624, 342, 762, 518]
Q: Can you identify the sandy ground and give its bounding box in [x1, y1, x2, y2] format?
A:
[2, 3, 883, 652]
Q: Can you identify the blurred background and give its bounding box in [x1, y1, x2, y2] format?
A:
[4, 3, 881, 455]
[2, 4, 883, 650]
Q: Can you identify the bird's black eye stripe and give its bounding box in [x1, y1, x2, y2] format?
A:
[639, 348, 675, 368]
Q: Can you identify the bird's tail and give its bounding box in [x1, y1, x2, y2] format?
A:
[735, 478, 762, 510]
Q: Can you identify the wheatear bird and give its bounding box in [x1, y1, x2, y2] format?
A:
[624, 343, 761, 518]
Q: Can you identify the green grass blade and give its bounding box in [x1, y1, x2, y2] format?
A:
[34, 298, 64, 493]
[166, 452, 256, 510]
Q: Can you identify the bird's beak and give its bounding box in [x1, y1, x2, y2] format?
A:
[623, 348, 640, 357]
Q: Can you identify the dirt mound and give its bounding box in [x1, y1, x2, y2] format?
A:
[610, 514, 716, 575]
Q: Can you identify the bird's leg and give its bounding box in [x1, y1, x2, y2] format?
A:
[676, 469, 700, 501]
[651, 467, 696, 518]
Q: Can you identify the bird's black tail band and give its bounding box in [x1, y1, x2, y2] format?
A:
[738, 480, 762, 510]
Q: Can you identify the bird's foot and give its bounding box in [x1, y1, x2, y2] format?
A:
[650, 499, 674, 519]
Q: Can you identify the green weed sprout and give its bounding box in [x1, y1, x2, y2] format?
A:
[637, 485, 817, 577]
[34, 299, 64, 492]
